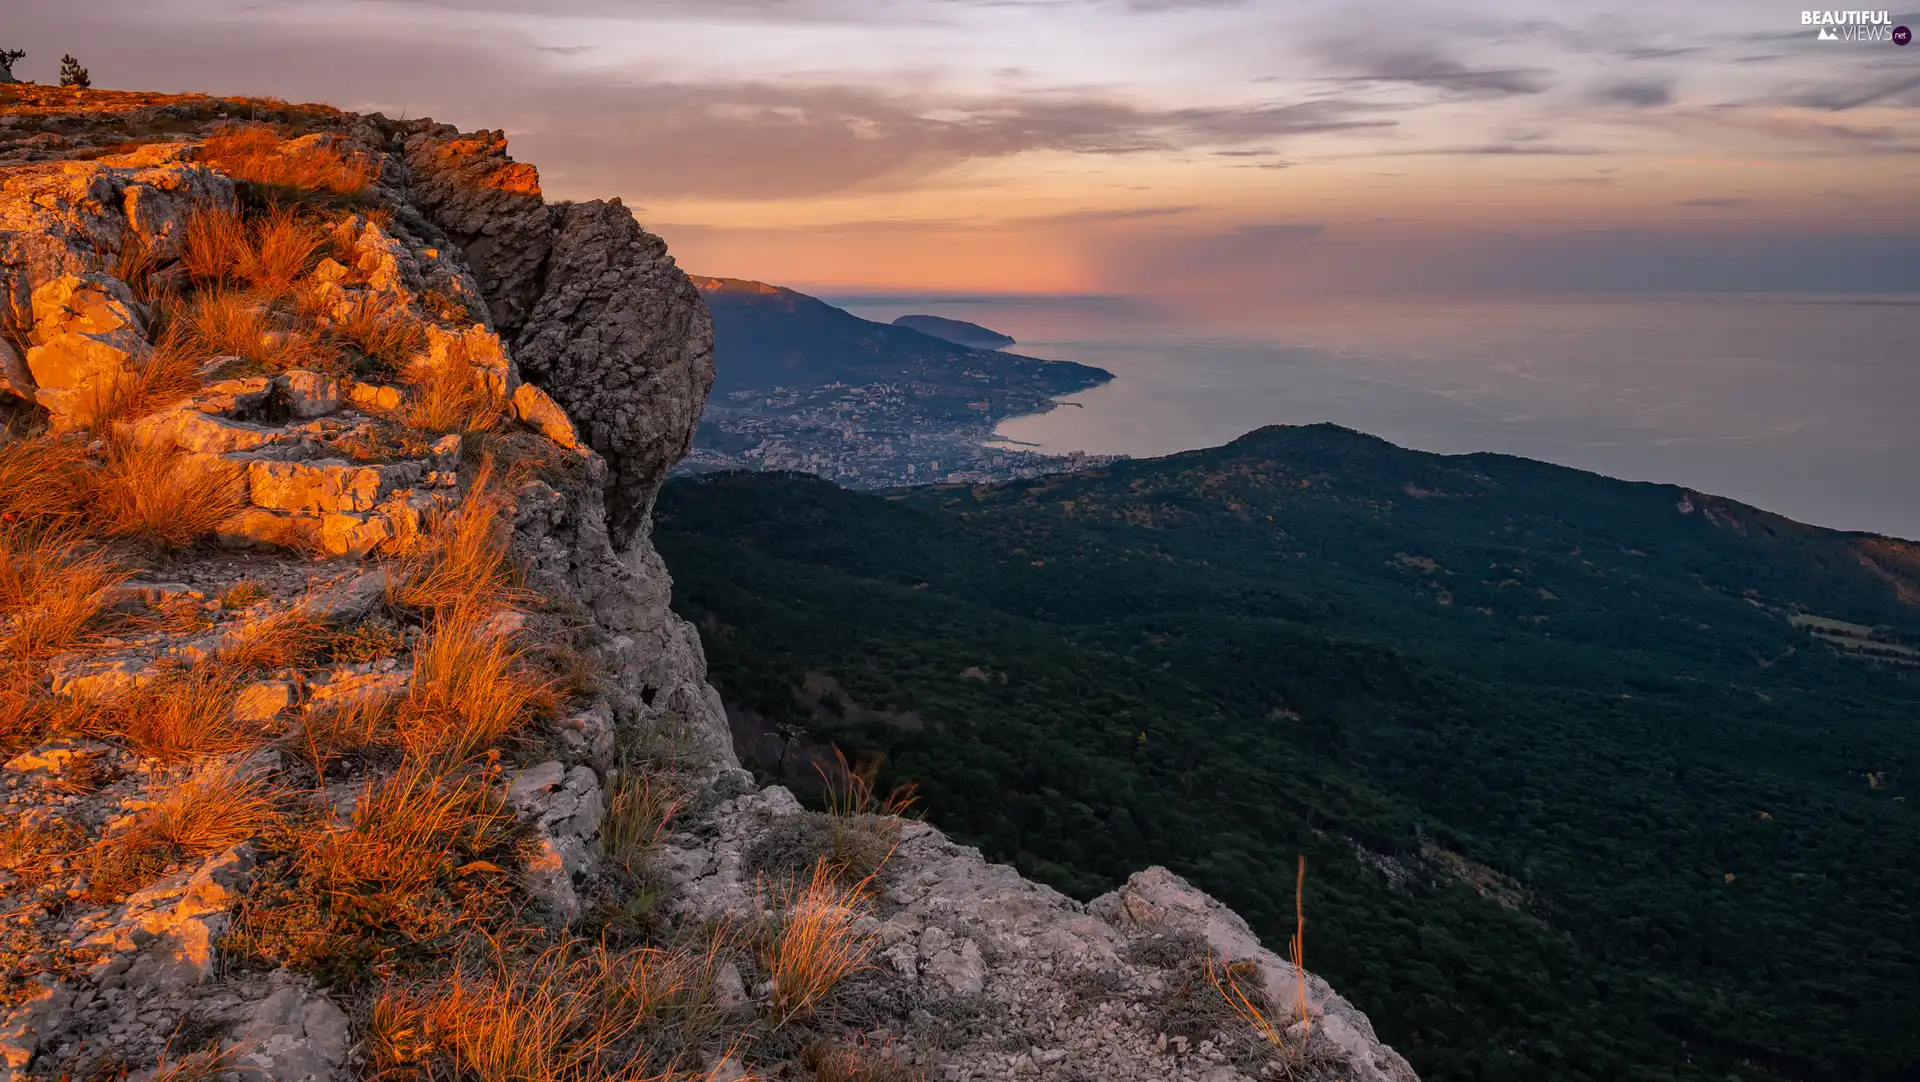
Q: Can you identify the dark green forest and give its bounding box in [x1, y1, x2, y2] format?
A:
[655, 424, 1920, 1082]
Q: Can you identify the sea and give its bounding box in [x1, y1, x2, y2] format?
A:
[834, 293, 1920, 542]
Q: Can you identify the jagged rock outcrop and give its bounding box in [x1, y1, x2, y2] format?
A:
[510, 201, 715, 545]
[658, 784, 1420, 1082]
[0, 85, 1414, 1082]
[398, 128, 547, 334]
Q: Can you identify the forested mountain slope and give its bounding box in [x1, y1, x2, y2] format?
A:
[658, 423, 1920, 1082]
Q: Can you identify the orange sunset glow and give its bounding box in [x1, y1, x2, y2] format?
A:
[7, 0, 1916, 297]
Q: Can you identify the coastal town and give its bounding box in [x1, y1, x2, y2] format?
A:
[680, 377, 1122, 488]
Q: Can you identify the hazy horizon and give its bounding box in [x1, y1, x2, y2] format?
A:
[842, 291, 1920, 542]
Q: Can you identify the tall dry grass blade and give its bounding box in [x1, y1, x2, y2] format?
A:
[0, 436, 91, 534]
[402, 339, 508, 435]
[104, 663, 252, 763]
[298, 760, 511, 916]
[388, 457, 523, 616]
[201, 124, 375, 197]
[601, 770, 684, 879]
[85, 436, 245, 549]
[88, 756, 276, 897]
[0, 531, 126, 659]
[395, 608, 554, 763]
[761, 858, 877, 1027]
[215, 606, 335, 672]
[179, 203, 252, 286]
[91, 337, 204, 426]
[819, 746, 920, 821]
[329, 290, 426, 372]
[239, 207, 327, 295]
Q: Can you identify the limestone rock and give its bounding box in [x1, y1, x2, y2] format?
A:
[130, 406, 284, 454]
[511, 380, 581, 450]
[247, 458, 421, 514]
[401, 127, 548, 333]
[0, 980, 71, 1074]
[282, 370, 341, 418]
[24, 272, 147, 424]
[415, 321, 516, 399]
[0, 332, 31, 401]
[228, 982, 351, 1082]
[512, 199, 714, 545]
[1093, 868, 1421, 1082]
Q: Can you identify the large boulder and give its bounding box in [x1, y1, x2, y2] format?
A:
[512, 200, 714, 545]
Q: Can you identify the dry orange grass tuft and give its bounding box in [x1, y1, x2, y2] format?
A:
[301, 762, 508, 901]
[243, 208, 329, 294]
[404, 946, 626, 1082]
[600, 770, 683, 880]
[1207, 854, 1311, 1048]
[220, 581, 269, 609]
[374, 941, 748, 1082]
[215, 606, 338, 672]
[179, 203, 252, 286]
[0, 436, 92, 535]
[200, 124, 374, 197]
[803, 1041, 925, 1082]
[85, 436, 245, 550]
[761, 859, 877, 1027]
[820, 747, 920, 822]
[103, 663, 253, 764]
[0, 531, 127, 660]
[162, 287, 341, 376]
[180, 204, 330, 297]
[402, 341, 508, 435]
[387, 458, 523, 617]
[329, 290, 426, 372]
[91, 337, 205, 426]
[238, 760, 516, 973]
[395, 609, 555, 763]
[89, 757, 276, 897]
[292, 692, 396, 773]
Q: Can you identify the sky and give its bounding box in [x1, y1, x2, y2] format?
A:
[6, 0, 1919, 295]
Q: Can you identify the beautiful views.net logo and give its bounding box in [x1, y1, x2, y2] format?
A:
[1801, 10, 1911, 42]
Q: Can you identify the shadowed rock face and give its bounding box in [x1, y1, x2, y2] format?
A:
[400, 127, 549, 335]
[401, 134, 714, 548]
[512, 201, 715, 547]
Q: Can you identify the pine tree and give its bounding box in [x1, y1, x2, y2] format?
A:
[0, 49, 24, 84]
[59, 54, 90, 90]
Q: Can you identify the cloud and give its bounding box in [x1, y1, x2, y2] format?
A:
[1596, 79, 1675, 108]
[1787, 71, 1920, 111]
[1677, 196, 1750, 208]
[1618, 45, 1703, 60]
[517, 88, 1398, 199]
[1014, 204, 1206, 223]
[1313, 39, 1553, 98]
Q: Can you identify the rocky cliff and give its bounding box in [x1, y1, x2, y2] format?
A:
[0, 84, 1416, 1082]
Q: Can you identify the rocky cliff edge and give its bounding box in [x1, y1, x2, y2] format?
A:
[0, 84, 1416, 1082]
